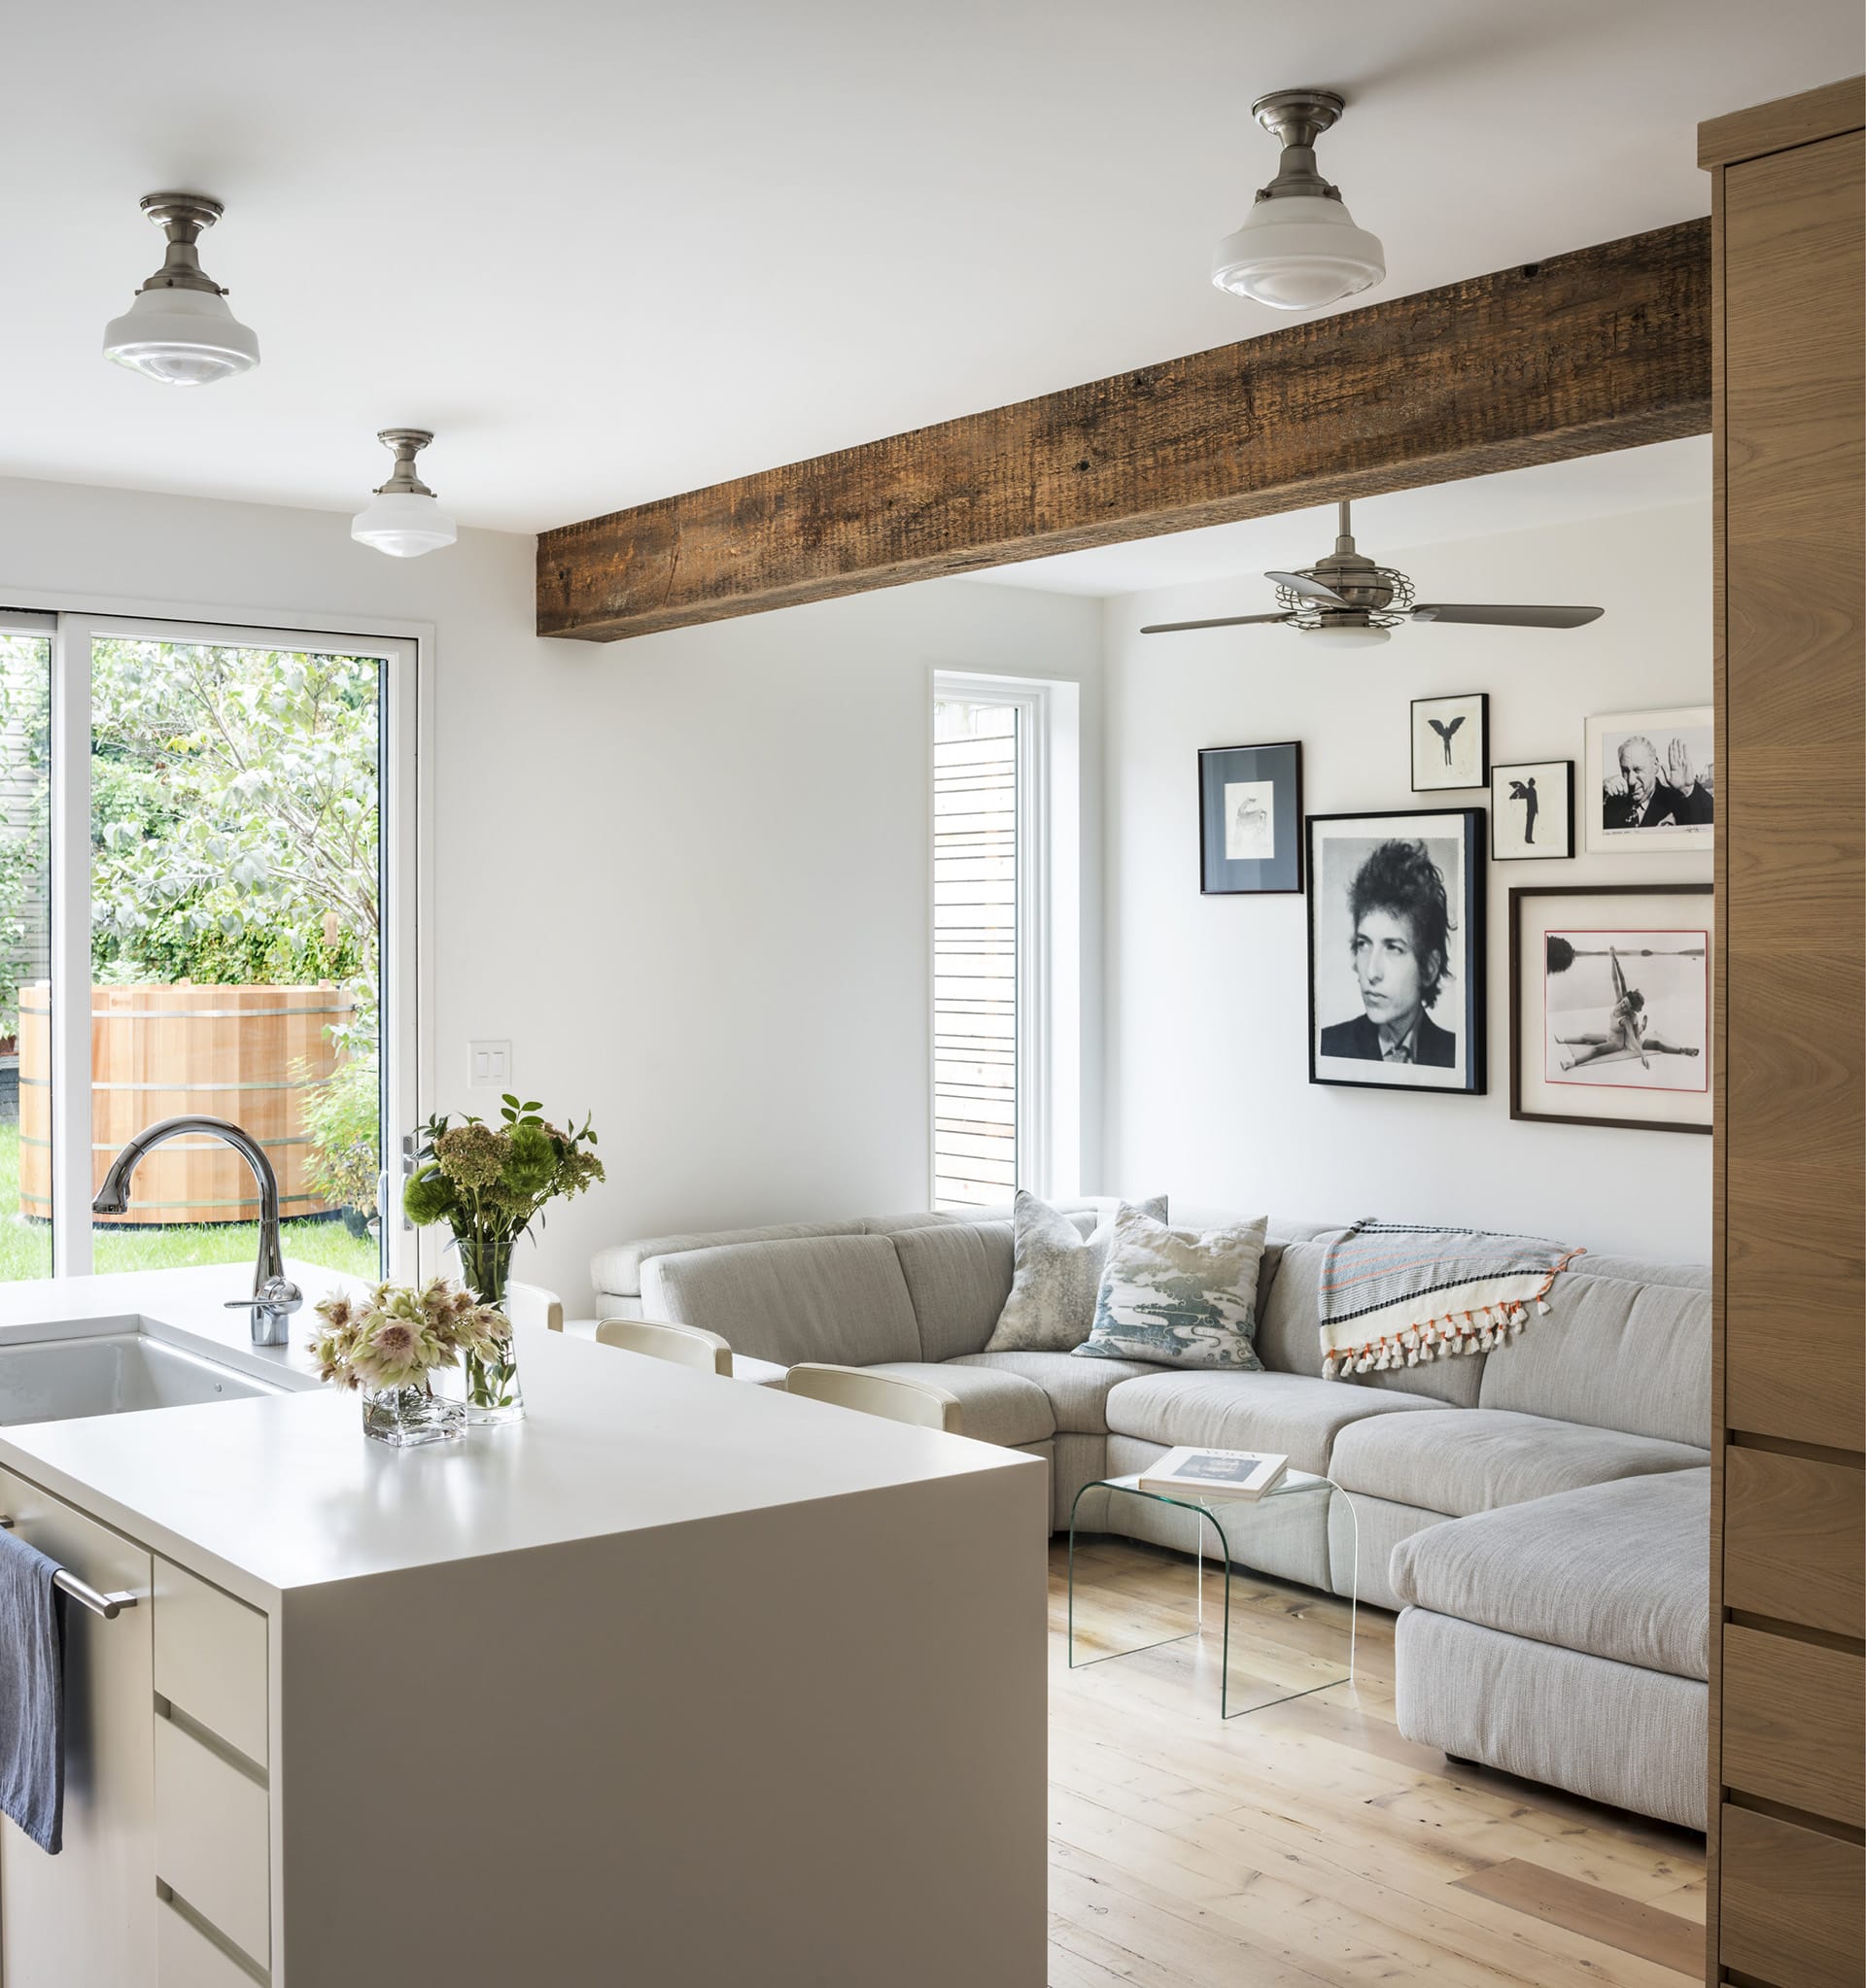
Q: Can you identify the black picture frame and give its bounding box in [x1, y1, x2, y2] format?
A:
[1410, 693, 1490, 792]
[1306, 807, 1487, 1095]
[1198, 742, 1303, 895]
[1508, 883, 1713, 1135]
[1490, 759, 1575, 861]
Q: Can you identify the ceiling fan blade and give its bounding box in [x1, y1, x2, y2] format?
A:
[1140, 613, 1296, 634]
[1409, 603, 1605, 629]
[1265, 570, 1353, 608]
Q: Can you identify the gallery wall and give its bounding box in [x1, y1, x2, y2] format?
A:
[1099, 500, 1713, 1261]
[0, 475, 1103, 1308]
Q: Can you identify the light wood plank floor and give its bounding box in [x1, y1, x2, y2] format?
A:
[1048, 1537, 1707, 1987]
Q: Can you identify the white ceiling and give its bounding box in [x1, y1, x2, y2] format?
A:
[967, 436, 1711, 596]
[2, 2, 1857, 535]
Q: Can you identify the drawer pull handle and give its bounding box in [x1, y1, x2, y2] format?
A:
[0, 1517, 139, 1620]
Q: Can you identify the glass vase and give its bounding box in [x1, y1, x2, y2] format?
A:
[450, 1228, 527, 1426]
[362, 1383, 464, 1448]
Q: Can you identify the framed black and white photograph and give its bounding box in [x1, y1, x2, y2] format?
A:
[1491, 759, 1574, 861]
[1307, 808, 1486, 1095]
[1410, 693, 1488, 792]
[1583, 706, 1714, 855]
[1510, 884, 1712, 1134]
[1198, 741, 1302, 895]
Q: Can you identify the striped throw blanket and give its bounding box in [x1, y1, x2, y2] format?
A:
[1319, 1220, 1584, 1380]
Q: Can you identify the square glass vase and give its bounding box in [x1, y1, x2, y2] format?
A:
[362, 1384, 465, 1448]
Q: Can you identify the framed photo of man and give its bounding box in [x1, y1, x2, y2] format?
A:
[1509, 883, 1712, 1134]
[1198, 741, 1302, 895]
[1584, 706, 1713, 854]
[1306, 809, 1486, 1095]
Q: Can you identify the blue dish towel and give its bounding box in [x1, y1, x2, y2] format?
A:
[0, 1528, 64, 1853]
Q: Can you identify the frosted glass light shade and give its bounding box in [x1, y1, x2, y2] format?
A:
[102, 285, 259, 387]
[351, 491, 458, 559]
[1305, 620, 1391, 649]
[1211, 194, 1385, 310]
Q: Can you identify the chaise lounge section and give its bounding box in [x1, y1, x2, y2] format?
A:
[586, 1206, 1710, 1827]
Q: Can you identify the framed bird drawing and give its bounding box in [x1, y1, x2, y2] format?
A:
[1410, 693, 1488, 792]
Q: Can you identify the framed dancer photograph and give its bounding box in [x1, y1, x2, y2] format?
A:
[1509, 883, 1713, 1134]
[1307, 808, 1486, 1095]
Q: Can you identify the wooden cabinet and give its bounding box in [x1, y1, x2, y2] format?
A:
[1702, 74, 1866, 1988]
[0, 1467, 156, 1988]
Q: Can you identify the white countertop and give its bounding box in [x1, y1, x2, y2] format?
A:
[0, 1263, 1028, 1606]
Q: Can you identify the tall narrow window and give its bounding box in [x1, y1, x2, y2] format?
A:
[932, 697, 1021, 1210]
[0, 618, 52, 1282]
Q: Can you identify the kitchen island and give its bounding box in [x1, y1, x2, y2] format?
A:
[0, 1264, 1048, 1987]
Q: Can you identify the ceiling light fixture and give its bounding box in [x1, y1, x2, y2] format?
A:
[351, 429, 458, 558]
[102, 194, 259, 387]
[1211, 89, 1385, 311]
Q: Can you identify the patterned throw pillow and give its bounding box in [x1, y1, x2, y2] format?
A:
[1074, 1207, 1269, 1369]
[982, 1190, 1169, 1354]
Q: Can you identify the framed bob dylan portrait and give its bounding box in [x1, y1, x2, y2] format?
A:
[1198, 742, 1302, 895]
[1584, 706, 1713, 855]
[1510, 883, 1712, 1135]
[1307, 809, 1486, 1095]
[1491, 759, 1574, 861]
[1411, 693, 1488, 792]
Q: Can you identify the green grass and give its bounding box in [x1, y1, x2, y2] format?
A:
[0, 1120, 380, 1284]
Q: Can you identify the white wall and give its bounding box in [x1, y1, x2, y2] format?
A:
[1100, 501, 1712, 1262]
[0, 476, 1102, 1308]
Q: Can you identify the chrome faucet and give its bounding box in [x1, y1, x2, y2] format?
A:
[92, 1115, 303, 1347]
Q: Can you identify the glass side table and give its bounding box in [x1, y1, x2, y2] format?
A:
[1067, 1470, 1359, 1720]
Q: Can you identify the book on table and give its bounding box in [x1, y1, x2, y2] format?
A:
[1135, 1447, 1290, 1501]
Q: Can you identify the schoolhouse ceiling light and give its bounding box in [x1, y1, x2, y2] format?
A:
[102, 194, 260, 387]
[351, 429, 458, 559]
[1211, 89, 1385, 311]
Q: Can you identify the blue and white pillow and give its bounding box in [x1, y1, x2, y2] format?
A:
[1074, 1208, 1269, 1369]
[983, 1190, 1168, 1354]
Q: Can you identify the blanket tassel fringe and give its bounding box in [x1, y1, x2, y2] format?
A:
[1322, 1267, 1569, 1381]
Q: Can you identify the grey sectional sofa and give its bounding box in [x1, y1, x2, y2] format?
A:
[589, 1206, 1710, 1830]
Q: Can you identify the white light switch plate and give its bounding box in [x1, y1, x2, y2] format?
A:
[468, 1040, 512, 1088]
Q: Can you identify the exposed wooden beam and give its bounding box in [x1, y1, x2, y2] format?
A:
[537, 219, 1710, 642]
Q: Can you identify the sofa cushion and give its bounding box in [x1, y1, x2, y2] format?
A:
[1391, 1469, 1710, 1679]
[864, 1362, 1055, 1447]
[947, 1351, 1159, 1435]
[889, 1221, 1015, 1363]
[1104, 1369, 1448, 1476]
[641, 1234, 923, 1368]
[1255, 1238, 1487, 1408]
[1478, 1268, 1710, 1449]
[1077, 1209, 1269, 1370]
[596, 1219, 867, 1303]
[985, 1191, 1169, 1354]
[1330, 1407, 1709, 1518]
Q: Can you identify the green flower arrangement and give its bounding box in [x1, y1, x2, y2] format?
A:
[401, 1095, 604, 1416]
[309, 1278, 507, 1393]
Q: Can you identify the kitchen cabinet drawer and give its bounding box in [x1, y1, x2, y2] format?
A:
[1720, 1803, 1865, 1988]
[1722, 1625, 1864, 1827]
[157, 1895, 259, 1988]
[155, 1714, 270, 1970]
[1724, 1446, 1865, 1638]
[155, 1557, 269, 1767]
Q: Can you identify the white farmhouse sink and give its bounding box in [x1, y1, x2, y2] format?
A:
[0, 1328, 290, 1426]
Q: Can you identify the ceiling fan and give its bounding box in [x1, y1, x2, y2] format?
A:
[1141, 500, 1604, 648]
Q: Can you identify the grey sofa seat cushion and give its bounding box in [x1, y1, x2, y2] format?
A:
[863, 1361, 1055, 1447]
[1391, 1468, 1710, 1679]
[641, 1234, 923, 1368]
[1104, 1369, 1449, 1477]
[1478, 1270, 1710, 1449]
[1331, 1407, 1709, 1519]
[891, 1221, 1015, 1363]
[947, 1351, 1159, 1435]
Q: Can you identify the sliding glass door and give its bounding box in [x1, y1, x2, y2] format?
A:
[0, 610, 419, 1285]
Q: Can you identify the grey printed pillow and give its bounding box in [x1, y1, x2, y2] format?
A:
[1074, 1207, 1269, 1369]
[983, 1190, 1169, 1354]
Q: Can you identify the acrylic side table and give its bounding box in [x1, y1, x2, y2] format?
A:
[1067, 1469, 1359, 1719]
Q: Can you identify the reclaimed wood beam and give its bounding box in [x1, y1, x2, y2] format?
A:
[537, 219, 1710, 641]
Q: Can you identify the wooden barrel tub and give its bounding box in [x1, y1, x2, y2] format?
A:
[17, 982, 355, 1225]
